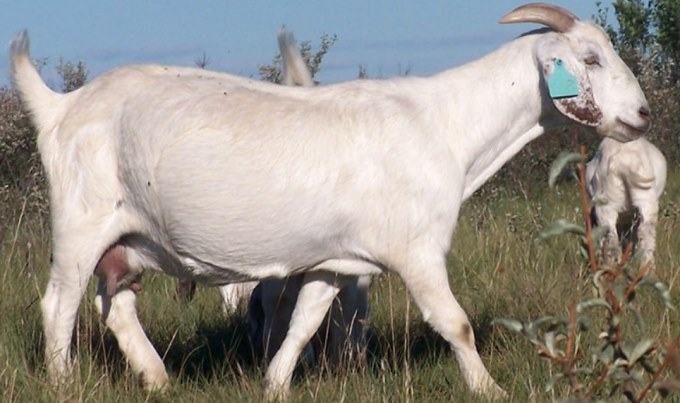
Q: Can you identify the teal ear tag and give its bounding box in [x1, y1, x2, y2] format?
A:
[547, 59, 579, 99]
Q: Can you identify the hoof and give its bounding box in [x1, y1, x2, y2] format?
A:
[142, 370, 170, 392]
[263, 380, 289, 402]
[482, 383, 508, 400]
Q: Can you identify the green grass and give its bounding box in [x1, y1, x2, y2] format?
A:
[1, 173, 679, 402]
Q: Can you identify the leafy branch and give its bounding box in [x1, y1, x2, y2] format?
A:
[495, 139, 677, 402]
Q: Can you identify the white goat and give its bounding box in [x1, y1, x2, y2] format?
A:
[11, 3, 651, 399]
[216, 28, 317, 315]
[586, 137, 666, 265]
[241, 30, 371, 365]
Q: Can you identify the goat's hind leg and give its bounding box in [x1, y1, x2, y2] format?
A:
[93, 245, 168, 390]
[41, 225, 121, 385]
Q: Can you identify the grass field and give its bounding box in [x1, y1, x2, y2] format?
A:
[1, 172, 678, 402]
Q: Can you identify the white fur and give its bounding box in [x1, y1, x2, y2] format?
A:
[278, 28, 314, 87]
[586, 137, 666, 264]
[221, 29, 372, 365]
[10, 7, 650, 398]
[219, 281, 258, 313]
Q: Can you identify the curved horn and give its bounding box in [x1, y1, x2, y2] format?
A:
[499, 2, 578, 33]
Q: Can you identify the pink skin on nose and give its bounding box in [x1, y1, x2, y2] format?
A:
[95, 244, 143, 296]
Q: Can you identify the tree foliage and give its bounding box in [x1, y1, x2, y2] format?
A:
[596, 0, 680, 79]
[55, 59, 88, 93]
[496, 144, 679, 402]
[1, 58, 88, 216]
[258, 33, 337, 84]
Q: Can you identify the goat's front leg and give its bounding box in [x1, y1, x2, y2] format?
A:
[398, 246, 505, 399]
[264, 272, 341, 400]
[594, 205, 621, 264]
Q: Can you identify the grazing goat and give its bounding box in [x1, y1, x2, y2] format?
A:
[586, 137, 666, 265]
[11, 3, 651, 399]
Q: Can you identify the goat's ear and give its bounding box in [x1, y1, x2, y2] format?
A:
[537, 42, 603, 126]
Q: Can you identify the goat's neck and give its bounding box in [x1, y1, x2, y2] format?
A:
[431, 35, 553, 200]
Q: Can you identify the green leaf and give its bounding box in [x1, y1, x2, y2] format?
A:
[492, 318, 523, 333]
[578, 243, 589, 260]
[545, 331, 557, 356]
[639, 277, 674, 309]
[611, 365, 631, 380]
[613, 358, 629, 368]
[621, 341, 636, 360]
[599, 343, 615, 364]
[549, 151, 583, 188]
[628, 339, 654, 365]
[629, 305, 647, 332]
[591, 225, 608, 244]
[545, 373, 564, 393]
[528, 316, 565, 332]
[576, 298, 612, 313]
[613, 283, 627, 304]
[655, 282, 673, 309]
[538, 219, 585, 241]
[630, 368, 645, 382]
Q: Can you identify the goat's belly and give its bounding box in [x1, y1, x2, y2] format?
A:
[165, 217, 351, 280]
[155, 176, 357, 279]
[151, 128, 375, 277]
[176, 254, 292, 285]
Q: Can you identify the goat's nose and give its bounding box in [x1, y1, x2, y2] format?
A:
[637, 105, 652, 132]
[638, 105, 651, 120]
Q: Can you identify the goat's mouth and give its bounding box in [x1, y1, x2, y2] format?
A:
[605, 117, 649, 142]
[617, 117, 650, 135]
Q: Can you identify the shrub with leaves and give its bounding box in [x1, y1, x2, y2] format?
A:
[0, 58, 88, 219]
[494, 141, 680, 402]
[258, 33, 337, 84]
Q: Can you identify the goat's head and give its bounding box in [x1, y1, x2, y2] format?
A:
[501, 3, 650, 142]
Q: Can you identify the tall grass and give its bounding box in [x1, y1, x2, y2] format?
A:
[0, 173, 678, 402]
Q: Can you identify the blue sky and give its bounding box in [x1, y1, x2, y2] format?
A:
[0, 1, 612, 86]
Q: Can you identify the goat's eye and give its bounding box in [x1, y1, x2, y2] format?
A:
[584, 55, 600, 66]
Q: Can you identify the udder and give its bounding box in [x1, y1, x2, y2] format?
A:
[95, 244, 143, 296]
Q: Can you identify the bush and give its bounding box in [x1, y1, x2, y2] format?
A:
[0, 58, 88, 220]
[495, 147, 679, 402]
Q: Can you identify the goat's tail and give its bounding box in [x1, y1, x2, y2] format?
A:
[10, 30, 64, 132]
[277, 27, 314, 87]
